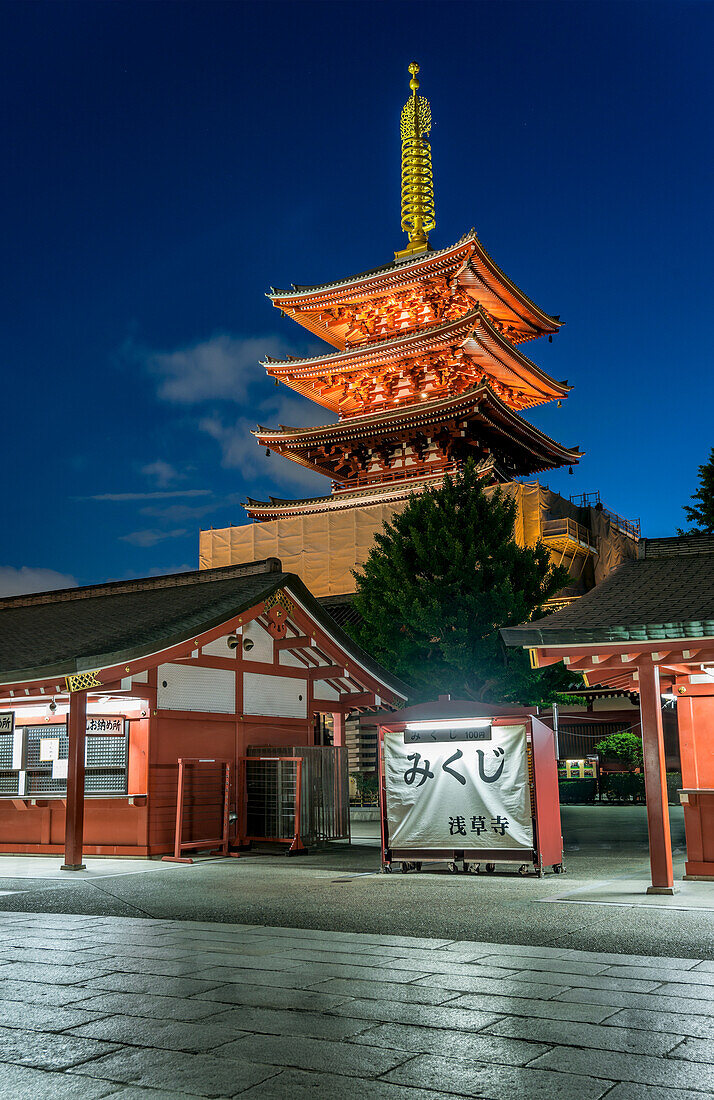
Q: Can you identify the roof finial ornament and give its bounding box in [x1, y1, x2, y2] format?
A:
[395, 61, 436, 260]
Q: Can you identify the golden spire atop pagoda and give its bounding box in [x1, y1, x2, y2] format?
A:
[395, 62, 436, 259]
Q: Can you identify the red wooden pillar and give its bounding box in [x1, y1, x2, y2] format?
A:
[638, 661, 674, 893]
[61, 691, 87, 871]
[332, 711, 345, 747]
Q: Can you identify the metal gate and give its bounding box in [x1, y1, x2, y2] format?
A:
[245, 745, 350, 848]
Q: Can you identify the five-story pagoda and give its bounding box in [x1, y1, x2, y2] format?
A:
[201, 64, 586, 598]
[248, 63, 580, 519]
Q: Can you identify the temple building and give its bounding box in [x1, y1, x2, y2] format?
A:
[200, 64, 641, 769]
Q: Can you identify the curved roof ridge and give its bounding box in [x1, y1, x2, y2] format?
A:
[267, 230, 477, 300]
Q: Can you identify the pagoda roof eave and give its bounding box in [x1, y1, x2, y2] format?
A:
[267, 230, 563, 347]
[253, 383, 582, 472]
[262, 307, 571, 408]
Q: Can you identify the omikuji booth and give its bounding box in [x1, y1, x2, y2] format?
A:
[0, 559, 407, 867]
[377, 699, 563, 875]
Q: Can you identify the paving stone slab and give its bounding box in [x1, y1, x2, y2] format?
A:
[69, 1015, 248, 1052]
[70, 1048, 278, 1096]
[0, 998, 111, 1033]
[0, 980, 115, 1008]
[0, 1063, 116, 1099]
[0, 962, 115, 985]
[194, 983, 350, 1013]
[0, 1025, 119, 1071]
[530, 1045, 714, 1091]
[311, 977, 455, 1005]
[330, 997, 502, 1032]
[240, 927, 455, 949]
[475, 953, 608, 976]
[239, 1067, 459, 1100]
[90, 973, 225, 997]
[213, 1032, 416, 1078]
[209, 1005, 373, 1040]
[556, 986, 714, 1016]
[605, 1007, 714, 1040]
[73, 992, 226, 1022]
[653, 980, 714, 1001]
[601, 964, 714, 986]
[480, 1014, 682, 1055]
[669, 1036, 714, 1064]
[415, 972, 569, 999]
[449, 993, 619, 1024]
[604, 1085, 711, 1100]
[100, 1090, 206, 1099]
[382, 1052, 613, 1098]
[348, 1021, 549, 1065]
[280, 947, 519, 979]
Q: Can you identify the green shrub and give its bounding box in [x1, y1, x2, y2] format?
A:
[601, 772, 646, 802]
[559, 778, 597, 804]
[594, 731, 643, 770]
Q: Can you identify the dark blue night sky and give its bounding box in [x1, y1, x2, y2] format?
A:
[2, 1, 712, 593]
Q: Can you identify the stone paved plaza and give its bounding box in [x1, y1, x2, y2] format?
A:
[1, 909, 714, 1099]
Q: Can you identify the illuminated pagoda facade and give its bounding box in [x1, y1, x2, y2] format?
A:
[201, 64, 637, 614]
[245, 64, 580, 522]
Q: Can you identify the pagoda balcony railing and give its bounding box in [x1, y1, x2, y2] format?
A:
[542, 517, 597, 556]
[569, 491, 641, 540]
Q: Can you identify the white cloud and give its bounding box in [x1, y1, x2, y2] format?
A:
[147, 334, 292, 404]
[85, 490, 211, 502]
[119, 528, 189, 548]
[141, 460, 181, 488]
[199, 415, 328, 493]
[0, 567, 78, 597]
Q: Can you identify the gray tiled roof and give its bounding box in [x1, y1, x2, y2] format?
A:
[501, 536, 714, 647]
[0, 561, 408, 696]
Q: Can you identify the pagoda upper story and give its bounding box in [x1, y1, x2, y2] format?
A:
[247, 64, 580, 520]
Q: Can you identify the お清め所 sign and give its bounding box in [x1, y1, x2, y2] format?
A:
[384, 723, 533, 851]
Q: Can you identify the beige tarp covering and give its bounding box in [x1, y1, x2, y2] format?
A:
[199, 481, 637, 599]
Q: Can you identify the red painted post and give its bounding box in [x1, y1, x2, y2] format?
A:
[638, 661, 675, 893]
[62, 691, 87, 871]
[332, 711, 345, 747]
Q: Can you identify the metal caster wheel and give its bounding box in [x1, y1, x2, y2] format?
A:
[485, 862, 496, 874]
[448, 861, 459, 874]
[553, 863, 564, 874]
[462, 861, 470, 874]
[518, 864, 529, 876]
[382, 864, 392, 874]
[414, 862, 422, 871]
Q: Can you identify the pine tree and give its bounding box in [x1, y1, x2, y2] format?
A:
[350, 461, 575, 704]
[680, 447, 714, 535]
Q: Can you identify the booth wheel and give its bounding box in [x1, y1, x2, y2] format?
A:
[553, 863, 564, 874]
[518, 864, 529, 876]
[382, 864, 392, 874]
[485, 863, 496, 874]
[462, 861, 471, 874]
[448, 861, 460, 874]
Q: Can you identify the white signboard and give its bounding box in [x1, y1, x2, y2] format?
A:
[39, 738, 60, 762]
[384, 723, 533, 851]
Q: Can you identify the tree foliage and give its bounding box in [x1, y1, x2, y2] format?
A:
[680, 446, 714, 535]
[594, 730, 643, 771]
[350, 461, 575, 704]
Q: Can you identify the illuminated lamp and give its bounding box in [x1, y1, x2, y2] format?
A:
[405, 718, 491, 732]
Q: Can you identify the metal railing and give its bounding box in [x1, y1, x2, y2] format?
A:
[542, 517, 596, 553]
[569, 491, 640, 540]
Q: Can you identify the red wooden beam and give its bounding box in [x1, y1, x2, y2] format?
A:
[308, 665, 347, 681]
[275, 635, 313, 651]
[61, 691, 87, 871]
